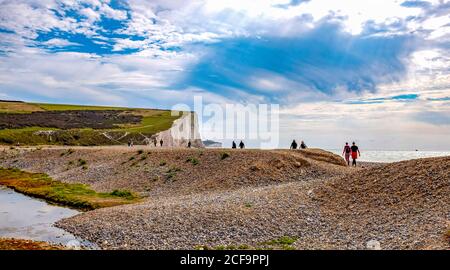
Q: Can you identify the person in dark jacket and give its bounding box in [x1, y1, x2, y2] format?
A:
[239, 141, 245, 149]
[290, 140, 298, 150]
[160, 139, 163, 147]
[187, 141, 191, 148]
[300, 141, 307, 149]
[232, 141, 237, 149]
[351, 142, 361, 167]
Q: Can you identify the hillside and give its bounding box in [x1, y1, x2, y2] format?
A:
[0, 146, 448, 249]
[0, 147, 347, 196]
[0, 101, 181, 146]
[54, 155, 448, 250]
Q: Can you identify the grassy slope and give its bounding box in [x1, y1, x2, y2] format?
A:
[0, 101, 181, 145]
[0, 168, 140, 210]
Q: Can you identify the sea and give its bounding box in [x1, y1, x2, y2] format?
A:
[327, 149, 450, 163]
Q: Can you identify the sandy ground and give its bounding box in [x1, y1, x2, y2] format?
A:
[1, 146, 448, 250]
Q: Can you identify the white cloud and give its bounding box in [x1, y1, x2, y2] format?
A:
[42, 38, 80, 47]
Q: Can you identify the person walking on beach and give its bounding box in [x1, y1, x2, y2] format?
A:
[300, 140, 307, 149]
[232, 141, 237, 149]
[350, 142, 360, 167]
[342, 142, 351, 166]
[290, 140, 298, 150]
[160, 139, 163, 147]
[239, 141, 245, 149]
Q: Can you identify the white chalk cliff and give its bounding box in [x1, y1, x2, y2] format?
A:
[150, 112, 204, 148]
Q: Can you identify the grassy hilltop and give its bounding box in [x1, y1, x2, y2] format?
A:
[0, 100, 180, 146]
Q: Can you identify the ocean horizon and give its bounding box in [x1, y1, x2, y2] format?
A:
[327, 149, 450, 163]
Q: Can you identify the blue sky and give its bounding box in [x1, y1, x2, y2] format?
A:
[0, 0, 449, 150]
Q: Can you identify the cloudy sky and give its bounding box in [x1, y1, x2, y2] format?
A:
[0, 0, 449, 150]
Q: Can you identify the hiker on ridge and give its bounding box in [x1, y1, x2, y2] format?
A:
[342, 142, 351, 166]
[351, 142, 361, 167]
[300, 141, 307, 149]
[232, 141, 237, 149]
[290, 140, 298, 150]
[239, 141, 245, 149]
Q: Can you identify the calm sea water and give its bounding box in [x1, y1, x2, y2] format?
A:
[0, 186, 96, 249]
[328, 150, 450, 163]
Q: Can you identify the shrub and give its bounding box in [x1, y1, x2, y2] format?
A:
[78, 159, 87, 166]
[220, 152, 230, 160]
[166, 167, 181, 180]
[0, 138, 14, 144]
[137, 150, 144, 155]
[186, 157, 199, 165]
[128, 156, 135, 161]
[263, 236, 297, 246]
[159, 161, 167, 166]
[110, 189, 134, 199]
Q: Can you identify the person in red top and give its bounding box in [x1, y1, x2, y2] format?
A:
[350, 142, 360, 167]
[342, 142, 351, 166]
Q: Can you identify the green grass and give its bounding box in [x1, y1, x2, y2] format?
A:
[0, 102, 183, 146]
[0, 127, 59, 145]
[186, 157, 199, 165]
[0, 101, 44, 114]
[0, 168, 139, 210]
[259, 236, 298, 250]
[33, 103, 130, 111]
[121, 111, 180, 134]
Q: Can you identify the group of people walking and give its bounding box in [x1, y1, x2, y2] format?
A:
[289, 139, 361, 167]
[290, 140, 307, 150]
[128, 139, 164, 147]
[231, 140, 245, 149]
[342, 142, 360, 166]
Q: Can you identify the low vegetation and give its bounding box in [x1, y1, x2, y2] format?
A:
[220, 152, 230, 160]
[165, 167, 182, 181]
[0, 101, 182, 146]
[0, 238, 64, 250]
[186, 157, 199, 165]
[0, 168, 139, 210]
[259, 236, 298, 250]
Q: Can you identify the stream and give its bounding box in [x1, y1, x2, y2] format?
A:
[0, 185, 97, 249]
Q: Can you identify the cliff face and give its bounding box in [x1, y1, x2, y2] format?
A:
[150, 112, 204, 148]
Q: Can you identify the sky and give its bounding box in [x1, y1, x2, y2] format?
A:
[0, 0, 449, 150]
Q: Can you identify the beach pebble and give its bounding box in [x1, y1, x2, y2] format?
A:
[366, 240, 381, 250]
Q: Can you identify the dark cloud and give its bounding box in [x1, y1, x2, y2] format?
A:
[183, 21, 419, 103]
